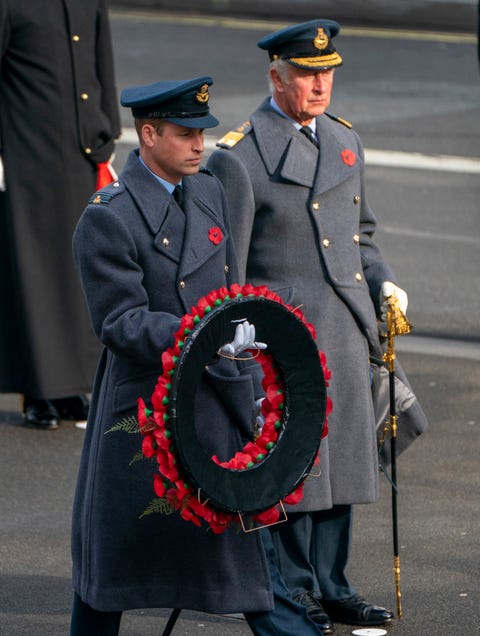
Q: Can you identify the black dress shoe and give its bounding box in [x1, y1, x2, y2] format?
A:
[23, 397, 59, 429]
[294, 592, 334, 634]
[321, 594, 394, 626]
[52, 394, 89, 423]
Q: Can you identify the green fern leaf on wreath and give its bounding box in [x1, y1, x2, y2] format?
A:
[105, 415, 140, 435]
[129, 450, 147, 466]
[139, 498, 175, 519]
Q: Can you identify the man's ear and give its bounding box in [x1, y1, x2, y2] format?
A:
[141, 123, 156, 148]
[269, 67, 287, 94]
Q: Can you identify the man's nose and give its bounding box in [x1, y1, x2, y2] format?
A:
[193, 132, 204, 151]
[313, 73, 328, 91]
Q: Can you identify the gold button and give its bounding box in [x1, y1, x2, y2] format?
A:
[80, 92, 89, 101]
[84, 147, 91, 154]
[353, 234, 360, 243]
[72, 34, 80, 42]
[355, 272, 363, 281]
[224, 265, 229, 273]
[353, 195, 361, 204]
[322, 238, 330, 248]
[179, 281, 185, 289]
[312, 201, 320, 211]
[162, 237, 169, 246]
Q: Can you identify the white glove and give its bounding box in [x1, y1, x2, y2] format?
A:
[254, 397, 265, 434]
[379, 281, 408, 321]
[219, 320, 267, 356]
[0, 156, 5, 191]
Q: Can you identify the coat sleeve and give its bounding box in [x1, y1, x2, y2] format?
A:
[207, 149, 256, 284]
[354, 132, 398, 313]
[73, 203, 180, 366]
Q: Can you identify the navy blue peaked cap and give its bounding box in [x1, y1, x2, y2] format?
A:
[258, 19, 343, 70]
[120, 76, 219, 128]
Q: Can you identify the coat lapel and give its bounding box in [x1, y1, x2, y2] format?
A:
[120, 152, 226, 278]
[178, 177, 227, 279]
[252, 101, 360, 194]
[313, 115, 361, 194]
[121, 151, 171, 235]
[252, 101, 317, 187]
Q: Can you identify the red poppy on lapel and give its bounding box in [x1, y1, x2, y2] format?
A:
[341, 149, 356, 166]
[208, 227, 223, 245]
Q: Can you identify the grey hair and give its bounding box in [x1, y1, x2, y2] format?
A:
[268, 58, 292, 93]
[268, 59, 336, 93]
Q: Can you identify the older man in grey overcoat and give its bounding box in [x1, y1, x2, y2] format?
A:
[207, 19, 409, 633]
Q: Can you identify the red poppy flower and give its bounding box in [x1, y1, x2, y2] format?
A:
[142, 434, 156, 458]
[137, 398, 155, 434]
[153, 474, 167, 498]
[228, 283, 243, 297]
[208, 227, 223, 244]
[283, 484, 304, 505]
[341, 149, 356, 166]
[254, 505, 281, 526]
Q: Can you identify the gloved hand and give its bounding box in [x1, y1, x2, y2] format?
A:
[379, 281, 408, 321]
[219, 320, 267, 357]
[0, 156, 5, 191]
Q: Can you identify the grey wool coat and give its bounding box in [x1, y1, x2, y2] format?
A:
[0, 0, 120, 398]
[71, 150, 274, 613]
[207, 99, 398, 511]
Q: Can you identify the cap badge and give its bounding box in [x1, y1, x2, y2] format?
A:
[313, 28, 329, 50]
[195, 83, 210, 104]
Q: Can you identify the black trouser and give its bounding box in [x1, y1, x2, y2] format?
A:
[70, 594, 121, 636]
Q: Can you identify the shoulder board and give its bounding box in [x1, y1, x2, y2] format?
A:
[200, 167, 214, 176]
[325, 112, 353, 129]
[216, 120, 252, 149]
[88, 182, 122, 206]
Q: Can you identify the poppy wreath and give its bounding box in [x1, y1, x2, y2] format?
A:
[138, 283, 332, 534]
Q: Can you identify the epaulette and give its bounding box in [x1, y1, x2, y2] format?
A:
[200, 167, 214, 176]
[216, 120, 252, 149]
[325, 111, 353, 129]
[88, 182, 122, 205]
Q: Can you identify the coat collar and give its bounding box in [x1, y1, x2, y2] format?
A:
[120, 150, 171, 235]
[120, 150, 226, 279]
[251, 99, 359, 193]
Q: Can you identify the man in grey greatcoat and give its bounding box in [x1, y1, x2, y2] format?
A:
[207, 19, 408, 633]
[70, 76, 328, 636]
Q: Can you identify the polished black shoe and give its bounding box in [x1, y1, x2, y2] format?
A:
[52, 394, 89, 424]
[294, 592, 334, 634]
[23, 396, 59, 429]
[322, 594, 394, 626]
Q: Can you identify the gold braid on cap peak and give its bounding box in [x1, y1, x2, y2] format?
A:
[289, 51, 343, 68]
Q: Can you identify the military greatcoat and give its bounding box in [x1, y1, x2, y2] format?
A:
[207, 100, 398, 511]
[71, 150, 273, 613]
[0, 0, 120, 398]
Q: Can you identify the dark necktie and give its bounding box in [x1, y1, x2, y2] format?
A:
[172, 184, 184, 210]
[299, 125, 318, 147]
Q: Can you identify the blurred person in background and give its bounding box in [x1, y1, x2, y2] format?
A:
[0, 0, 121, 429]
